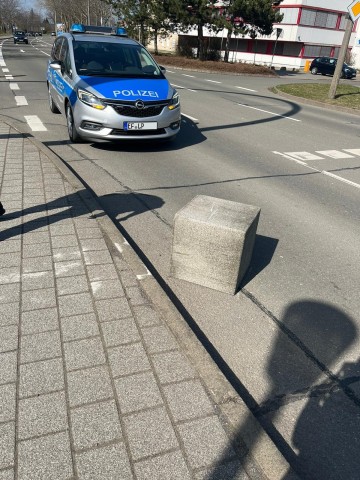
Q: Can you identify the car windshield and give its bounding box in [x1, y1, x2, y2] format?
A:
[15, 31, 25, 35]
[73, 41, 164, 78]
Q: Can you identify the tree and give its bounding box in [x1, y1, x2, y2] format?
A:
[0, 0, 21, 32]
[222, 0, 283, 62]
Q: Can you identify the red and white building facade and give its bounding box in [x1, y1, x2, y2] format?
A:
[176, 0, 359, 70]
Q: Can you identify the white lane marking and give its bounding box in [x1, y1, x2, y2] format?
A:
[182, 74, 195, 77]
[24, 115, 47, 131]
[181, 112, 199, 123]
[273, 151, 360, 190]
[238, 103, 301, 122]
[343, 148, 360, 156]
[40, 51, 50, 56]
[0, 61, 5, 67]
[284, 151, 323, 161]
[236, 86, 257, 92]
[9, 83, 19, 90]
[166, 70, 175, 73]
[20, 49, 26, 53]
[15, 96, 28, 106]
[2, 68, 9, 72]
[171, 83, 196, 93]
[5, 75, 14, 79]
[205, 79, 221, 83]
[316, 150, 354, 159]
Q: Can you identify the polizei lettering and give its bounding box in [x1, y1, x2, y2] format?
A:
[113, 89, 159, 98]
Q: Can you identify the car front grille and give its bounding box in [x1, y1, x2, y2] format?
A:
[110, 128, 166, 136]
[103, 100, 169, 118]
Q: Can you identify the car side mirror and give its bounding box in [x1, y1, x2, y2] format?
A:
[160, 65, 166, 73]
[50, 60, 62, 71]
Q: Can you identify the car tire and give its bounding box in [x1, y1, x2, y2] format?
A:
[311, 67, 318, 75]
[66, 104, 82, 143]
[48, 85, 60, 114]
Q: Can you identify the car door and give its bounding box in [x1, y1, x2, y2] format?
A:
[48, 37, 66, 112]
[328, 58, 336, 75]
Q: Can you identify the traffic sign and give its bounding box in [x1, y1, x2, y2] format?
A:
[348, 0, 360, 22]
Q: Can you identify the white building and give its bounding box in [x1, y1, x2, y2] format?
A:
[175, 0, 358, 70]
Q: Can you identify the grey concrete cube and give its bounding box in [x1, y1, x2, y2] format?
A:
[171, 195, 260, 295]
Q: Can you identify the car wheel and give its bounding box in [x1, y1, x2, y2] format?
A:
[311, 67, 318, 75]
[48, 85, 60, 114]
[66, 104, 82, 143]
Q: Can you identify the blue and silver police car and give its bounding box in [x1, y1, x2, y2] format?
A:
[47, 24, 181, 143]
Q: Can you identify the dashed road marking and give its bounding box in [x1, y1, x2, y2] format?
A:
[181, 113, 199, 123]
[205, 79, 221, 83]
[236, 86, 257, 92]
[15, 96, 28, 106]
[238, 103, 301, 121]
[24, 115, 47, 131]
[316, 150, 354, 159]
[171, 83, 196, 93]
[9, 83, 19, 90]
[182, 74, 195, 77]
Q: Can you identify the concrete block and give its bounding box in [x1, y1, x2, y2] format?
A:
[171, 195, 260, 294]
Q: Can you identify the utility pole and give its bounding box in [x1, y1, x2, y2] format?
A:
[328, 15, 353, 99]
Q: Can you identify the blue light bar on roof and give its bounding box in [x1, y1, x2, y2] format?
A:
[69, 23, 127, 36]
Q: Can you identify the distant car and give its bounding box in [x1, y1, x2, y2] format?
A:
[51, 32, 56, 36]
[310, 57, 356, 79]
[13, 31, 28, 44]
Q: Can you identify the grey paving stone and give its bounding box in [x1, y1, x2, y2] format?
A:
[0, 325, 18, 353]
[0, 468, 15, 480]
[21, 307, 59, 335]
[86, 263, 119, 282]
[126, 286, 149, 307]
[20, 330, 61, 364]
[22, 231, 50, 245]
[58, 292, 93, 317]
[0, 302, 19, 327]
[64, 337, 106, 371]
[83, 250, 113, 266]
[194, 461, 250, 480]
[118, 270, 138, 288]
[0, 283, 20, 304]
[22, 242, 52, 258]
[56, 275, 89, 296]
[77, 228, 103, 240]
[67, 365, 113, 407]
[163, 379, 214, 422]
[177, 416, 236, 469]
[53, 247, 81, 262]
[71, 400, 122, 450]
[76, 443, 132, 480]
[80, 238, 108, 252]
[21, 271, 55, 291]
[49, 224, 76, 236]
[0, 351, 17, 384]
[22, 256, 53, 273]
[90, 279, 124, 300]
[19, 358, 64, 398]
[60, 313, 99, 342]
[22, 287, 57, 312]
[96, 297, 132, 322]
[124, 406, 179, 461]
[0, 253, 21, 268]
[108, 343, 151, 378]
[18, 431, 73, 479]
[0, 239, 20, 254]
[18, 391, 67, 440]
[0, 383, 16, 422]
[101, 318, 140, 347]
[134, 450, 191, 480]
[51, 235, 79, 249]
[152, 351, 197, 385]
[133, 304, 162, 328]
[54, 260, 85, 278]
[115, 371, 163, 414]
[0, 422, 15, 469]
[141, 325, 178, 354]
[0, 265, 20, 285]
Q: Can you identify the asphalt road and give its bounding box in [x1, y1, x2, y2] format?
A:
[1, 35, 360, 479]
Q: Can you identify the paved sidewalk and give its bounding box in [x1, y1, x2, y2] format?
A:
[0, 120, 292, 480]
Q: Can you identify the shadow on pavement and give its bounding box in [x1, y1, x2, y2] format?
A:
[206, 300, 358, 480]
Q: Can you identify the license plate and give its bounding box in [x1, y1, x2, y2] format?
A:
[124, 122, 157, 131]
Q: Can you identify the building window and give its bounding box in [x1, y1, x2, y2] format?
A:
[300, 9, 344, 29]
[303, 45, 334, 57]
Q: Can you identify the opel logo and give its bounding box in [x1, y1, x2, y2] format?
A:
[135, 100, 145, 110]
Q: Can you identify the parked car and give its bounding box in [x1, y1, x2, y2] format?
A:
[13, 30, 28, 44]
[310, 57, 356, 79]
[47, 23, 181, 143]
[51, 32, 56, 36]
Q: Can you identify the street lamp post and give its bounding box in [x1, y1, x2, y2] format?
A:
[270, 28, 282, 69]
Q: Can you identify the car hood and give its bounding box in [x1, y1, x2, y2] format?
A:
[77, 76, 173, 101]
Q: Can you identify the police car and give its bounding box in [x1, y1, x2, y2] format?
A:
[47, 24, 180, 143]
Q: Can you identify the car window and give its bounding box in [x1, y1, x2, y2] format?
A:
[329, 59, 336, 65]
[73, 40, 163, 78]
[52, 37, 64, 61]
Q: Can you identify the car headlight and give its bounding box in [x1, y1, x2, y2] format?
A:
[77, 89, 106, 110]
[168, 91, 180, 110]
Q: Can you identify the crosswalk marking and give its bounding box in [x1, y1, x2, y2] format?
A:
[15, 96, 28, 106]
[283, 151, 323, 161]
[343, 148, 360, 156]
[315, 150, 354, 159]
[24, 115, 47, 131]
